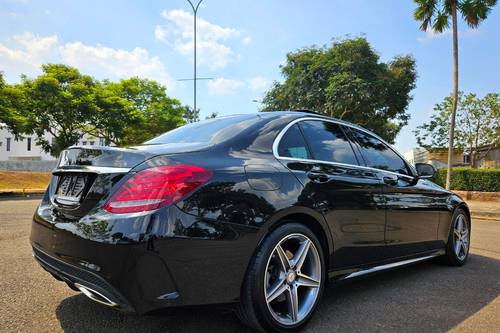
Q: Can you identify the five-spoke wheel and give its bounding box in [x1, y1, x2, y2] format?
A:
[453, 213, 469, 261]
[264, 233, 321, 325]
[238, 223, 325, 332]
[443, 208, 470, 266]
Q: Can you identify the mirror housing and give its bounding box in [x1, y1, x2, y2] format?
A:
[415, 163, 436, 179]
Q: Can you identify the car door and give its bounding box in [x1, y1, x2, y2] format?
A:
[276, 119, 387, 268]
[347, 127, 442, 257]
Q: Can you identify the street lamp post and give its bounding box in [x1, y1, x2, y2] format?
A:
[186, 0, 204, 114]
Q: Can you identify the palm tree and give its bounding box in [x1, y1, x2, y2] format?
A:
[414, 0, 497, 189]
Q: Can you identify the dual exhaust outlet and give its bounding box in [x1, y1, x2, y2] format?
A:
[74, 283, 119, 308]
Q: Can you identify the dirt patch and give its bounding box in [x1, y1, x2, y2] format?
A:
[0, 171, 51, 190]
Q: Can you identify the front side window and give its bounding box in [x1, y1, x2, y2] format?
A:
[299, 120, 358, 165]
[277, 124, 310, 159]
[349, 128, 410, 175]
[6, 138, 11, 151]
[27, 137, 31, 151]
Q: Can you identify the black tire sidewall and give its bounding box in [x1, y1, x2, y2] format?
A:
[249, 223, 326, 333]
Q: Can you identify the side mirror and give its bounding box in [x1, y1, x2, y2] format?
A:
[415, 163, 436, 179]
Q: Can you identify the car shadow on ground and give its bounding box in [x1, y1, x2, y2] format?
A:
[56, 254, 500, 333]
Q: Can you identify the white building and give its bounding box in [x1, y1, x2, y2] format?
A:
[404, 147, 467, 169]
[403, 147, 429, 166]
[0, 125, 106, 161]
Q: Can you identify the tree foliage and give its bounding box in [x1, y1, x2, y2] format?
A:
[183, 105, 200, 124]
[414, 0, 498, 32]
[0, 65, 185, 156]
[415, 92, 499, 166]
[17, 64, 97, 156]
[0, 72, 28, 136]
[261, 37, 417, 143]
[97, 78, 185, 145]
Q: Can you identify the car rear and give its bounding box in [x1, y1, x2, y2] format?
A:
[30, 138, 222, 311]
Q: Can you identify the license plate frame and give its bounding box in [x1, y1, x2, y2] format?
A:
[55, 174, 88, 205]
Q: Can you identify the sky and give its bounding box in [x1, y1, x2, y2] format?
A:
[1, 0, 499, 153]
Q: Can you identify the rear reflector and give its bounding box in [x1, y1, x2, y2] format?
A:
[103, 165, 212, 214]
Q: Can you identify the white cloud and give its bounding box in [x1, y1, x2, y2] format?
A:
[417, 28, 479, 43]
[206, 76, 271, 95]
[157, 9, 244, 70]
[207, 77, 245, 95]
[242, 36, 252, 45]
[0, 32, 59, 77]
[154, 25, 167, 42]
[248, 75, 271, 92]
[417, 29, 451, 42]
[0, 32, 174, 88]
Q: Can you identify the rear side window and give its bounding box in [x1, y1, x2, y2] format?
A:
[277, 124, 310, 159]
[299, 120, 358, 165]
[349, 128, 410, 175]
[145, 114, 260, 145]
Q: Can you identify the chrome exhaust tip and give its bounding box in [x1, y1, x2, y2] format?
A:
[74, 283, 119, 307]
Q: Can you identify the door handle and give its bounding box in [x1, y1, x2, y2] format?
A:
[383, 175, 399, 185]
[307, 171, 330, 183]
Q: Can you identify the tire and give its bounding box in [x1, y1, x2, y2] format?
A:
[442, 208, 470, 266]
[237, 222, 326, 333]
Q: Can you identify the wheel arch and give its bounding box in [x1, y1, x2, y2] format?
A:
[442, 200, 472, 244]
[256, 207, 334, 270]
[457, 203, 471, 224]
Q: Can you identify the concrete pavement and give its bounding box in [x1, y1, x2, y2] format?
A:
[0, 199, 499, 333]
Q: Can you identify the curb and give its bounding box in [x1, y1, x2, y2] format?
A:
[471, 213, 500, 222]
[0, 189, 45, 199]
[453, 190, 500, 202]
[0, 189, 45, 194]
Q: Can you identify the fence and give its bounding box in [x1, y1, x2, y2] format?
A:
[0, 160, 57, 172]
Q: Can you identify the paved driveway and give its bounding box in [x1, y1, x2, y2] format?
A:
[1, 199, 499, 332]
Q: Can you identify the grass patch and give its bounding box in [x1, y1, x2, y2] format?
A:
[0, 171, 51, 190]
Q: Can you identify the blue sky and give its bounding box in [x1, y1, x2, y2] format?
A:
[1, 0, 499, 152]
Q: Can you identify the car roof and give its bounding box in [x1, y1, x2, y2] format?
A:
[250, 111, 369, 134]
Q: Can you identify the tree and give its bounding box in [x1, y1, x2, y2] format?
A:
[87, 82, 140, 146]
[18, 64, 97, 156]
[414, 0, 497, 188]
[261, 37, 417, 143]
[104, 77, 185, 145]
[415, 92, 499, 167]
[183, 105, 200, 123]
[205, 111, 218, 119]
[1, 66, 187, 154]
[0, 72, 29, 136]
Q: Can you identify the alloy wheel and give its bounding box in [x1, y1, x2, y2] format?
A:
[264, 233, 322, 326]
[453, 214, 469, 261]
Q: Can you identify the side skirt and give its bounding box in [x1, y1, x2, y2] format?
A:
[329, 249, 445, 281]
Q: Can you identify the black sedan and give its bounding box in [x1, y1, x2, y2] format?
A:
[30, 111, 471, 332]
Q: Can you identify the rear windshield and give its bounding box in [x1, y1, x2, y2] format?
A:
[145, 114, 260, 145]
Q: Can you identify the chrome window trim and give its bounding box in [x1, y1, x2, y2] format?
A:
[272, 117, 416, 180]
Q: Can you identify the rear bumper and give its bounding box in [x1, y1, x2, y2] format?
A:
[30, 201, 259, 314]
[32, 246, 134, 311]
[30, 209, 183, 314]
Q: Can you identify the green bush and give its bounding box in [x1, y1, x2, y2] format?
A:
[431, 168, 500, 192]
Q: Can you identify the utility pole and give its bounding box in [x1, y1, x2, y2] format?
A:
[186, 0, 204, 114]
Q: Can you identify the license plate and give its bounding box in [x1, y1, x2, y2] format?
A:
[56, 174, 88, 204]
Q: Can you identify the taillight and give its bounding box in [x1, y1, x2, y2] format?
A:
[103, 164, 212, 214]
